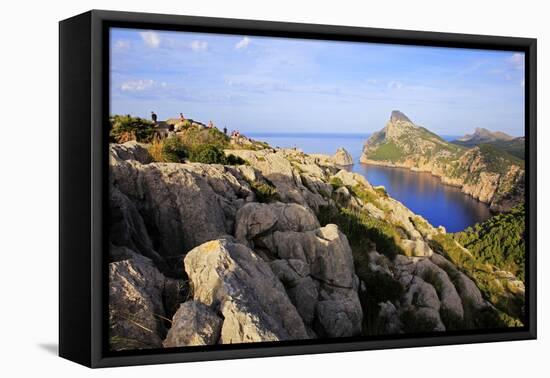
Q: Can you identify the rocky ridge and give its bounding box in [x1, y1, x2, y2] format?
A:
[108, 136, 524, 351]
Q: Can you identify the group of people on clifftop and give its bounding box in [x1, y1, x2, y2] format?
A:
[150, 111, 245, 138]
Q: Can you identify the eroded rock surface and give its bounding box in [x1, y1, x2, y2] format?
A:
[109, 253, 168, 351]
[163, 301, 223, 347]
[184, 239, 310, 343]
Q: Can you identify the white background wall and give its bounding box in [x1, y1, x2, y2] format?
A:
[0, 0, 547, 376]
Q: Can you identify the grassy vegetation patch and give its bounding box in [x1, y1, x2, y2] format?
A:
[367, 141, 404, 161]
[148, 136, 188, 163]
[249, 181, 280, 203]
[350, 185, 378, 204]
[329, 177, 344, 190]
[429, 232, 524, 322]
[318, 205, 402, 260]
[178, 126, 230, 150]
[478, 144, 525, 172]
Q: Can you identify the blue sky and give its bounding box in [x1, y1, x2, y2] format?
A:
[110, 28, 525, 136]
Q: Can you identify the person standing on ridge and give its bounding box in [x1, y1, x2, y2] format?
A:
[223, 126, 227, 135]
[151, 111, 158, 124]
[179, 113, 185, 122]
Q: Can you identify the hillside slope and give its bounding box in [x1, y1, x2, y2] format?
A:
[454, 205, 525, 282]
[360, 111, 525, 211]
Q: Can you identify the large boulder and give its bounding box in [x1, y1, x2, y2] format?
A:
[234, 202, 319, 245]
[270, 225, 356, 288]
[109, 253, 167, 351]
[265, 224, 363, 337]
[316, 296, 363, 337]
[269, 259, 319, 325]
[163, 301, 223, 347]
[333, 169, 371, 189]
[184, 239, 310, 343]
[110, 141, 152, 164]
[400, 239, 434, 258]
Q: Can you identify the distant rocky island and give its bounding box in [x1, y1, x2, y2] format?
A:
[360, 111, 525, 211]
[108, 112, 525, 352]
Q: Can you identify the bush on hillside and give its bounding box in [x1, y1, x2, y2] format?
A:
[162, 137, 188, 162]
[110, 114, 156, 143]
[225, 153, 247, 165]
[179, 126, 230, 150]
[148, 137, 188, 163]
[329, 177, 344, 190]
[250, 181, 280, 203]
[453, 204, 525, 281]
[189, 144, 226, 164]
[187, 144, 246, 165]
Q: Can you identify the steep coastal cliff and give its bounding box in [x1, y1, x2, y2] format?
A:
[108, 116, 524, 351]
[360, 111, 525, 211]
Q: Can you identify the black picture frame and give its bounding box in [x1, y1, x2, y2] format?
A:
[59, 9, 537, 368]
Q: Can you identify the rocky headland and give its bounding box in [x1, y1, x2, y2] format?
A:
[360, 111, 525, 212]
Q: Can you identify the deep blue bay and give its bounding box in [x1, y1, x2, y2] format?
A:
[248, 133, 491, 232]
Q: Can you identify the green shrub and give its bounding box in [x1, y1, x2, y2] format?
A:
[329, 177, 344, 190]
[179, 126, 230, 150]
[374, 186, 388, 197]
[351, 185, 379, 204]
[250, 181, 280, 203]
[110, 114, 155, 143]
[148, 137, 188, 163]
[317, 205, 402, 260]
[189, 144, 226, 164]
[225, 154, 247, 165]
[162, 137, 188, 162]
[187, 144, 246, 165]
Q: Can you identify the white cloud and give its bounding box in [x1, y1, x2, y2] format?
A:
[235, 37, 251, 50]
[114, 40, 130, 50]
[139, 31, 161, 48]
[120, 79, 155, 92]
[387, 81, 403, 90]
[508, 53, 525, 70]
[521, 79, 525, 87]
[190, 40, 208, 51]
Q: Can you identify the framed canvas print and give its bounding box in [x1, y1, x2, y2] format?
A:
[59, 10, 537, 368]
